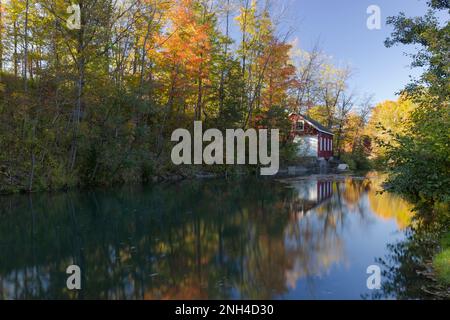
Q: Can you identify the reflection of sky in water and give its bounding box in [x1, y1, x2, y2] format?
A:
[280, 176, 410, 299]
[0, 175, 413, 299]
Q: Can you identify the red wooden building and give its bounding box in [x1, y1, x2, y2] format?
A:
[289, 113, 334, 159]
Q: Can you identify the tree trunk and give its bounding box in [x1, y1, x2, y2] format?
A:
[23, 0, 30, 91]
[28, 151, 35, 192]
[70, 2, 86, 171]
[13, 21, 18, 77]
[0, 0, 3, 73]
[219, 0, 230, 115]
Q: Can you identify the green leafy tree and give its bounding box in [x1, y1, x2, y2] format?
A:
[382, 0, 450, 206]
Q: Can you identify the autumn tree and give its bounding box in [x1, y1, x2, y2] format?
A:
[381, 0, 450, 205]
[259, 39, 297, 111]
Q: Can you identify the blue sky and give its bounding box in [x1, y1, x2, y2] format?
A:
[278, 0, 432, 104]
[226, 0, 438, 105]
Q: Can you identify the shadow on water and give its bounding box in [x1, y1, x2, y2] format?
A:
[0, 175, 435, 299]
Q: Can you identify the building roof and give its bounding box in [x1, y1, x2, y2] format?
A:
[290, 113, 334, 135]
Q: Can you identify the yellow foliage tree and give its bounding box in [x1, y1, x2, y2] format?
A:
[366, 96, 416, 157]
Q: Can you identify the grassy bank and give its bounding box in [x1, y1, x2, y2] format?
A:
[433, 232, 450, 286]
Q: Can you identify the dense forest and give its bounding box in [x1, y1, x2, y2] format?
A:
[0, 0, 448, 297]
[0, 0, 448, 214]
[0, 0, 375, 193]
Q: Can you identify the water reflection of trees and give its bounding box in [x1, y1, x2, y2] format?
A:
[0, 176, 414, 299]
[366, 225, 448, 300]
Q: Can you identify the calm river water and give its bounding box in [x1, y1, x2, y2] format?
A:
[0, 174, 421, 299]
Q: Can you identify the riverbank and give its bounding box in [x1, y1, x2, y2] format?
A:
[0, 154, 347, 195]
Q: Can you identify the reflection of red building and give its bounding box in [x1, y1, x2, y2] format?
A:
[289, 113, 334, 159]
[317, 180, 333, 202]
[292, 180, 334, 214]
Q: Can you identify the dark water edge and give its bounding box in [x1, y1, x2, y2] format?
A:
[0, 174, 445, 299]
